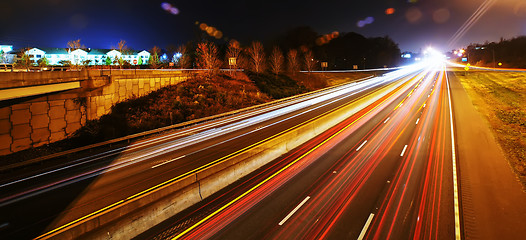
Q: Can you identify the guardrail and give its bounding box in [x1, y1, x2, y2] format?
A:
[0, 75, 375, 172]
[35, 72, 410, 240]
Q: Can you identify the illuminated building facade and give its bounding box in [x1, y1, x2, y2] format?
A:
[10, 47, 151, 66]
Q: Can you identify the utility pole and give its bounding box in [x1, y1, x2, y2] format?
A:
[492, 48, 496, 68]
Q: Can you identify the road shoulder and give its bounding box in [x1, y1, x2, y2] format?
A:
[448, 72, 526, 240]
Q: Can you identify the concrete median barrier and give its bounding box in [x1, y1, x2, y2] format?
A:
[46, 77, 409, 239]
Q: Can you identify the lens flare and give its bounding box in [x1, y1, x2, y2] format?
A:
[161, 2, 180, 15]
[161, 3, 171, 11]
[406, 7, 422, 23]
[357, 17, 374, 28]
[433, 8, 450, 23]
[447, 0, 496, 48]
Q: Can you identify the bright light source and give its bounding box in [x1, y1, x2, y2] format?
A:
[423, 47, 446, 64]
[174, 52, 182, 58]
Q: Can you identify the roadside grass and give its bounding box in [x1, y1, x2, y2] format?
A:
[246, 71, 309, 99]
[455, 71, 526, 186]
[315, 72, 374, 86]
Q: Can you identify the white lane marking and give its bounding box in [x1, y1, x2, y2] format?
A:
[383, 117, 390, 124]
[278, 196, 310, 226]
[446, 71, 462, 240]
[356, 140, 368, 151]
[357, 213, 375, 240]
[423, 103, 426, 108]
[151, 155, 186, 168]
[415, 118, 420, 125]
[400, 145, 408, 157]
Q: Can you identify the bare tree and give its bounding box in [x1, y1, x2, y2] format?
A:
[150, 46, 161, 55]
[302, 47, 316, 72]
[67, 39, 84, 50]
[269, 46, 284, 76]
[15, 47, 31, 70]
[287, 49, 300, 75]
[115, 40, 129, 68]
[176, 44, 191, 69]
[118, 40, 128, 54]
[227, 39, 242, 71]
[196, 42, 221, 78]
[248, 41, 265, 74]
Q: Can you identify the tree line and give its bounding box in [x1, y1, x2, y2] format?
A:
[464, 36, 526, 68]
[13, 26, 402, 73]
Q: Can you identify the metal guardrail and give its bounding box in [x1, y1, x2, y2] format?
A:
[0, 74, 376, 172]
[301, 67, 403, 73]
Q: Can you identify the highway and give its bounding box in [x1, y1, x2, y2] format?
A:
[0, 65, 424, 239]
[142, 63, 459, 239]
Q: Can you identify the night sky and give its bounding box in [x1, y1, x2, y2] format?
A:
[1, 0, 525, 52]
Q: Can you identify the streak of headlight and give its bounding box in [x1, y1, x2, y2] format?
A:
[447, 0, 496, 48]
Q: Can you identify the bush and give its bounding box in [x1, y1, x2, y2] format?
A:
[246, 71, 308, 99]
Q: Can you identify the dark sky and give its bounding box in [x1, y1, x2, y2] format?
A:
[1, 0, 525, 52]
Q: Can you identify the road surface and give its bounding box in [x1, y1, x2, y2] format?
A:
[142, 63, 461, 239]
[0, 66, 424, 239]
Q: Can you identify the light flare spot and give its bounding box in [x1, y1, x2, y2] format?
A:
[161, 2, 180, 15]
[433, 8, 450, 23]
[357, 16, 374, 28]
[406, 7, 423, 23]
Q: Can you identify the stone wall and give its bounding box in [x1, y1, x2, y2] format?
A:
[0, 70, 188, 156]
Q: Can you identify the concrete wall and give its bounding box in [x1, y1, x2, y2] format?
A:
[0, 70, 188, 156]
[40, 76, 412, 240]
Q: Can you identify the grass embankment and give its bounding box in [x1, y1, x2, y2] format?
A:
[0, 70, 375, 165]
[455, 71, 526, 185]
[246, 72, 309, 99]
[74, 73, 271, 143]
[316, 72, 374, 86]
[1, 71, 335, 165]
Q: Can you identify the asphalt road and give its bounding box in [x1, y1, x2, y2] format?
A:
[0, 67, 423, 239]
[142, 63, 460, 239]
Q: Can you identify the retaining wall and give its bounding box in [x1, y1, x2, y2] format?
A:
[0, 71, 188, 156]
